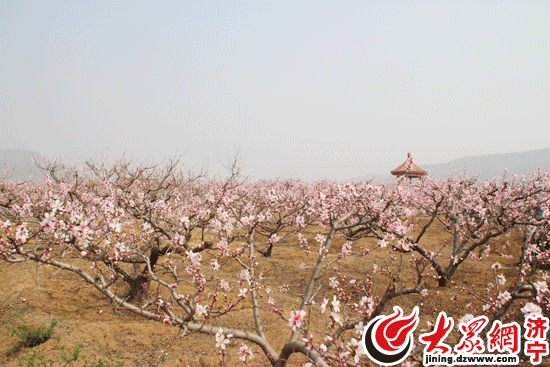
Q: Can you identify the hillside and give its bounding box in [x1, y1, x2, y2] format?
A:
[353, 146, 550, 182]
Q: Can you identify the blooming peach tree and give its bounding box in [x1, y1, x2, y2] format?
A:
[387, 172, 550, 287]
[0, 156, 549, 366]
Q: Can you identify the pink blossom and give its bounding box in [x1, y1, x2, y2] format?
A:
[238, 288, 248, 298]
[211, 259, 220, 271]
[215, 331, 233, 350]
[40, 213, 55, 232]
[521, 302, 542, 316]
[340, 242, 352, 258]
[238, 343, 254, 362]
[331, 312, 343, 326]
[378, 239, 389, 248]
[321, 298, 329, 313]
[240, 269, 251, 284]
[331, 295, 341, 313]
[535, 281, 549, 293]
[288, 310, 307, 331]
[329, 277, 340, 289]
[497, 291, 512, 305]
[181, 216, 190, 229]
[459, 314, 474, 325]
[354, 321, 364, 335]
[219, 279, 231, 292]
[315, 233, 326, 244]
[296, 215, 306, 228]
[16, 224, 29, 243]
[350, 337, 366, 363]
[269, 234, 280, 245]
[195, 303, 208, 317]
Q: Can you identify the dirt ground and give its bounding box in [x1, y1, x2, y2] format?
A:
[0, 224, 546, 367]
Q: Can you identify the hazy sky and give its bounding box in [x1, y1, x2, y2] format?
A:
[1, 1, 549, 180]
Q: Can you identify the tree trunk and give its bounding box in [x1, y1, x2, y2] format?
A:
[114, 247, 161, 301]
[437, 268, 449, 288]
[256, 243, 273, 257]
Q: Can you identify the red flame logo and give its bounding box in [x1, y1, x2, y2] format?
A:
[363, 306, 419, 366]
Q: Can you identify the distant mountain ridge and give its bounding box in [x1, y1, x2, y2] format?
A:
[353, 146, 550, 182]
[2, 148, 550, 183]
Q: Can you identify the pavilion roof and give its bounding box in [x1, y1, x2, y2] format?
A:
[390, 153, 427, 176]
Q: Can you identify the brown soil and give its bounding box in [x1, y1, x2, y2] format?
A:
[0, 225, 545, 366]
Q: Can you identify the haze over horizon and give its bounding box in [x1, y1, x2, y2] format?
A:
[1, 1, 549, 180]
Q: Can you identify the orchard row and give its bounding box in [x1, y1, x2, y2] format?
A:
[1, 156, 549, 366]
